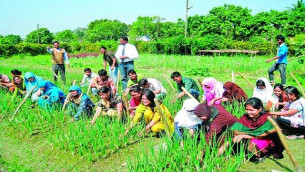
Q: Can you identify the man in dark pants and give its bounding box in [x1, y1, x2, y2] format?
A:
[47, 41, 70, 84]
[115, 36, 139, 90]
[266, 35, 288, 86]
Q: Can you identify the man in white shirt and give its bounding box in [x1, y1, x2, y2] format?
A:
[80, 68, 98, 95]
[138, 78, 167, 101]
[115, 36, 139, 90]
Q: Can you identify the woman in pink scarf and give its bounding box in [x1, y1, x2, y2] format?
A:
[202, 77, 224, 106]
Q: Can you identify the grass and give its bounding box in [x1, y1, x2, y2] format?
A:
[0, 53, 305, 171]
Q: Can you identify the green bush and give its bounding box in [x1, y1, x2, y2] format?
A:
[15, 43, 47, 56]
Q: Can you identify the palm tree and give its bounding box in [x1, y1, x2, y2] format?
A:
[288, 0, 305, 11]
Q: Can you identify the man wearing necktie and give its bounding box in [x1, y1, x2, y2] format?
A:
[115, 36, 139, 90]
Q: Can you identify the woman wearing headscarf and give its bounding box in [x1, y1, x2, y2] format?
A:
[194, 103, 238, 145]
[37, 80, 66, 110]
[222, 81, 248, 104]
[202, 77, 224, 106]
[68, 85, 95, 122]
[174, 99, 202, 141]
[252, 78, 273, 106]
[24, 72, 43, 102]
[223, 97, 284, 162]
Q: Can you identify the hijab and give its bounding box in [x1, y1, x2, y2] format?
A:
[174, 99, 202, 128]
[252, 78, 273, 105]
[202, 77, 224, 105]
[24, 72, 43, 93]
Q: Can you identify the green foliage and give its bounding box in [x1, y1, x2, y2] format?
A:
[185, 67, 210, 77]
[0, 34, 22, 45]
[288, 34, 305, 55]
[73, 27, 87, 42]
[25, 28, 54, 44]
[285, 6, 305, 37]
[15, 43, 47, 55]
[54, 30, 77, 43]
[86, 19, 128, 42]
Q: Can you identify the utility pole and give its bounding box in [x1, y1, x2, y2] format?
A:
[185, 0, 193, 37]
[37, 24, 40, 44]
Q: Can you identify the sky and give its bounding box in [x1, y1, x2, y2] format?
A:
[0, 0, 295, 38]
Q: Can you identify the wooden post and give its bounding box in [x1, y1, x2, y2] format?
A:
[197, 78, 203, 88]
[231, 71, 235, 83]
[181, 87, 199, 103]
[162, 73, 176, 92]
[10, 84, 38, 122]
[154, 98, 171, 138]
[290, 72, 305, 96]
[237, 72, 254, 89]
[267, 117, 302, 172]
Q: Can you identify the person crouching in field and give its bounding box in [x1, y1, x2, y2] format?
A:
[174, 99, 202, 141]
[37, 80, 66, 110]
[128, 85, 143, 117]
[222, 81, 248, 104]
[138, 78, 167, 101]
[202, 77, 224, 106]
[170, 71, 200, 103]
[9, 76, 26, 100]
[124, 69, 144, 96]
[80, 68, 98, 95]
[125, 89, 174, 137]
[252, 78, 273, 107]
[91, 86, 123, 124]
[270, 86, 305, 139]
[92, 69, 117, 96]
[219, 98, 284, 162]
[68, 85, 95, 122]
[0, 74, 11, 89]
[24, 72, 43, 102]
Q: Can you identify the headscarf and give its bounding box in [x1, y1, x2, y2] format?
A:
[37, 80, 55, 93]
[194, 103, 219, 126]
[202, 77, 224, 105]
[252, 78, 273, 105]
[174, 99, 202, 128]
[69, 85, 82, 95]
[24, 72, 43, 93]
[223, 81, 248, 102]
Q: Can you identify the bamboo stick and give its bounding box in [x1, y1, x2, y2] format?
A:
[162, 73, 176, 92]
[237, 72, 254, 89]
[197, 78, 203, 88]
[86, 80, 92, 95]
[10, 84, 38, 122]
[267, 117, 302, 172]
[116, 71, 120, 92]
[51, 70, 59, 79]
[290, 72, 305, 96]
[288, 54, 305, 62]
[231, 71, 235, 83]
[154, 98, 171, 138]
[181, 87, 199, 103]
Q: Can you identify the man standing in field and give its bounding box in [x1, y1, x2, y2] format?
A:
[266, 35, 288, 86]
[47, 41, 70, 84]
[115, 36, 139, 90]
[101, 46, 118, 84]
[171, 71, 200, 103]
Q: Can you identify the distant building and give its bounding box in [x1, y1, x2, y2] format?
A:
[136, 35, 151, 42]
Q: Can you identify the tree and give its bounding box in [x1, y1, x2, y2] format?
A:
[86, 19, 128, 42]
[73, 27, 87, 42]
[284, 7, 305, 36]
[128, 16, 158, 40]
[54, 29, 77, 43]
[25, 28, 53, 44]
[0, 34, 22, 44]
[288, 0, 305, 11]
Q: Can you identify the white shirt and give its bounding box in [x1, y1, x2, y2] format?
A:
[147, 78, 167, 94]
[115, 43, 139, 63]
[282, 97, 305, 126]
[81, 73, 98, 85]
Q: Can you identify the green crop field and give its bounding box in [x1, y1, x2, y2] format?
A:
[0, 54, 305, 171]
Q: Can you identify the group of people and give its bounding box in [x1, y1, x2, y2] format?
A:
[1, 35, 304, 163]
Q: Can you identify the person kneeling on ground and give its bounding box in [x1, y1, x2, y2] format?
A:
[252, 78, 273, 107]
[128, 85, 143, 117]
[170, 71, 200, 103]
[222, 81, 248, 104]
[37, 80, 66, 110]
[92, 69, 116, 96]
[125, 89, 174, 137]
[202, 77, 224, 106]
[219, 97, 284, 162]
[270, 86, 305, 139]
[91, 86, 123, 124]
[68, 85, 95, 122]
[124, 69, 144, 96]
[80, 68, 98, 93]
[174, 99, 202, 141]
[138, 78, 167, 101]
[24, 72, 44, 102]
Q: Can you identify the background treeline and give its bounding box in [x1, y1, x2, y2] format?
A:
[1, 3, 305, 56]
